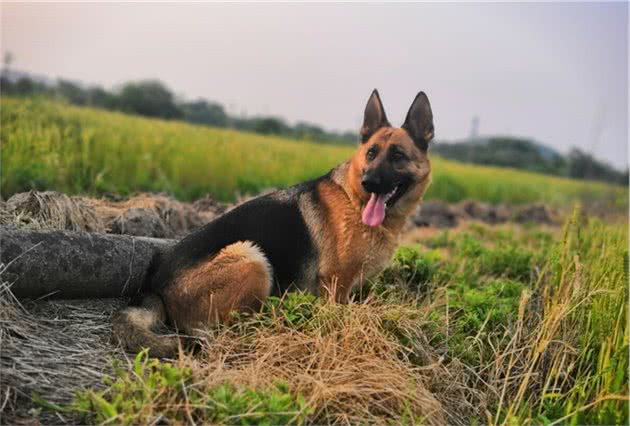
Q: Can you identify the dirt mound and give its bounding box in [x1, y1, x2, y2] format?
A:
[513, 203, 556, 225]
[90, 193, 225, 238]
[1, 191, 560, 240]
[411, 200, 459, 228]
[456, 200, 512, 224]
[412, 200, 559, 229]
[0, 191, 229, 239]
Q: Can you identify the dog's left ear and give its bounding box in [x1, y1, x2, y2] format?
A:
[360, 89, 391, 143]
[402, 91, 434, 150]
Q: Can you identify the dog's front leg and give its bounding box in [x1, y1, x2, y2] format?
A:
[319, 273, 355, 304]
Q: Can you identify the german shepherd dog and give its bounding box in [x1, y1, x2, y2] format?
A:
[113, 90, 434, 357]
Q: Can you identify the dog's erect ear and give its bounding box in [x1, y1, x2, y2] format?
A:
[402, 91, 434, 150]
[360, 89, 390, 143]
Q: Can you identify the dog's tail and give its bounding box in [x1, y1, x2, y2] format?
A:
[112, 252, 179, 358]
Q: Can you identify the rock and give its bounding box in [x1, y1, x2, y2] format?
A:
[411, 201, 459, 228]
[455, 200, 511, 224]
[514, 203, 556, 225]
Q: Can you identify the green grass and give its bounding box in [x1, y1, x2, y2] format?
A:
[73, 351, 311, 425]
[2, 97, 626, 208]
[369, 217, 628, 424]
[4, 96, 627, 424]
[38, 215, 626, 425]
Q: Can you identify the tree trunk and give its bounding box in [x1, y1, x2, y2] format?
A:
[0, 227, 175, 300]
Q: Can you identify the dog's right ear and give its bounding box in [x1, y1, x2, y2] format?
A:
[402, 91, 434, 151]
[360, 89, 390, 143]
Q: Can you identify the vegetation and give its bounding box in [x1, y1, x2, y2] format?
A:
[2, 91, 627, 424]
[73, 353, 311, 425]
[3, 70, 626, 185]
[0, 71, 356, 144]
[2, 97, 626, 208]
[45, 214, 627, 425]
[433, 137, 628, 187]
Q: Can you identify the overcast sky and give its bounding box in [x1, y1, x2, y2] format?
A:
[1, 2, 628, 169]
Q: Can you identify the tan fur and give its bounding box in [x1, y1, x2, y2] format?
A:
[162, 241, 273, 335]
[315, 128, 432, 302]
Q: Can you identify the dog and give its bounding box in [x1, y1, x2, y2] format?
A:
[113, 89, 434, 357]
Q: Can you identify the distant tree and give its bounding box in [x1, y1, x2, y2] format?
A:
[180, 100, 228, 127]
[57, 79, 88, 105]
[433, 137, 565, 175]
[621, 169, 629, 186]
[244, 117, 291, 135]
[0, 73, 12, 95]
[4, 76, 50, 97]
[334, 131, 358, 144]
[117, 80, 182, 119]
[566, 148, 626, 185]
[294, 122, 326, 140]
[86, 86, 118, 109]
[2, 69, 359, 146]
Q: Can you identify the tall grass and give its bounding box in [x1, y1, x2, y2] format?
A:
[38, 214, 626, 425]
[2, 97, 626, 207]
[497, 212, 629, 425]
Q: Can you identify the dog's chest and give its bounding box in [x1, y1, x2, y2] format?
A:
[323, 214, 398, 283]
[352, 227, 398, 279]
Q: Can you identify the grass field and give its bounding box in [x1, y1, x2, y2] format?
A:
[24, 214, 623, 425]
[2, 97, 626, 208]
[1, 96, 628, 425]
[4, 210, 626, 424]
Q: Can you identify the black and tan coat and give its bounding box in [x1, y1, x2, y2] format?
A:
[113, 90, 435, 357]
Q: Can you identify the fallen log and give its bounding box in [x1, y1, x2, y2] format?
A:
[0, 227, 176, 299]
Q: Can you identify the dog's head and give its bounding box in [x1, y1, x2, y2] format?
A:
[349, 89, 434, 227]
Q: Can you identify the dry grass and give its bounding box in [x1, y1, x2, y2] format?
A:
[0, 210, 627, 425]
[71, 295, 483, 425]
[0, 269, 480, 425]
[0, 268, 126, 424]
[189, 300, 472, 425]
[0, 190, 225, 238]
[0, 191, 105, 232]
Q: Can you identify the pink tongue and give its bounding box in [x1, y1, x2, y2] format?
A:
[361, 193, 386, 227]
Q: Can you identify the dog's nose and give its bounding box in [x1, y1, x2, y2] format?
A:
[361, 173, 381, 193]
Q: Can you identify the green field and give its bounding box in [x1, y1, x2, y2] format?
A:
[2, 97, 626, 208]
[20, 215, 625, 425]
[1, 96, 628, 425]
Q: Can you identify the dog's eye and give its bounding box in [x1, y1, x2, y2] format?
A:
[366, 147, 378, 161]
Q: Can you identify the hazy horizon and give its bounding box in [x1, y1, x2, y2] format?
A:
[1, 2, 628, 169]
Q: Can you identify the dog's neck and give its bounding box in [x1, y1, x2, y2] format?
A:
[329, 161, 426, 236]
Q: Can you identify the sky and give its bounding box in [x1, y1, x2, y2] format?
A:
[1, 2, 628, 169]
